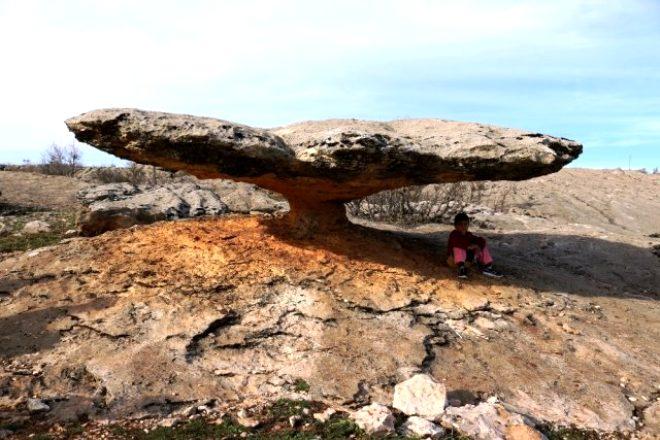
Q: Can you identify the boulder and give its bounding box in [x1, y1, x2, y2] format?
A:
[26, 398, 50, 413]
[76, 182, 230, 236]
[393, 373, 447, 420]
[313, 408, 337, 423]
[66, 109, 582, 230]
[157, 418, 182, 428]
[236, 409, 260, 428]
[352, 403, 396, 435]
[76, 181, 286, 236]
[440, 402, 544, 440]
[507, 424, 547, 440]
[641, 401, 660, 437]
[77, 182, 139, 204]
[400, 416, 445, 438]
[22, 220, 51, 234]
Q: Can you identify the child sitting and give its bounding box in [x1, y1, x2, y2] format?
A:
[447, 212, 503, 279]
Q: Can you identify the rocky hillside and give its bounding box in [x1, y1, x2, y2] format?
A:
[0, 166, 658, 439]
[457, 168, 659, 236]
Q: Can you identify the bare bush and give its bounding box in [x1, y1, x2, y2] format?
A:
[91, 162, 174, 187]
[19, 159, 42, 174]
[490, 182, 515, 213]
[93, 162, 148, 185]
[347, 181, 514, 226]
[40, 144, 82, 176]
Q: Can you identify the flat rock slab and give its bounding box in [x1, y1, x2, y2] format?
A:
[66, 109, 581, 206]
[75, 182, 287, 236]
[393, 373, 447, 420]
[76, 182, 230, 236]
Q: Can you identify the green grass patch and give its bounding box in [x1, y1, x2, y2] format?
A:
[108, 424, 134, 438]
[113, 417, 405, 440]
[64, 422, 85, 437]
[267, 399, 311, 421]
[116, 417, 244, 440]
[0, 231, 65, 253]
[7, 400, 476, 440]
[248, 431, 319, 440]
[319, 418, 362, 439]
[11, 415, 475, 440]
[0, 209, 77, 253]
[539, 425, 625, 440]
[293, 378, 310, 393]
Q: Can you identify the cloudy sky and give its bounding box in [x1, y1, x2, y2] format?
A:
[0, 0, 658, 169]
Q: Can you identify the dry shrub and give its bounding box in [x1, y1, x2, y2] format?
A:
[91, 162, 174, 187]
[347, 181, 514, 226]
[490, 181, 515, 213]
[17, 159, 42, 174]
[40, 144, 82, 176]
[93, 162, 148, 185]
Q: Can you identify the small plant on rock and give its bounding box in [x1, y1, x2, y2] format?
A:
[293, 378, 310, 393]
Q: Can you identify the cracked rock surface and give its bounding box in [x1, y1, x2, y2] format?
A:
[0, 215, 657, 436]
[76, 180, 288, 236]
[76, 182, 229, 236]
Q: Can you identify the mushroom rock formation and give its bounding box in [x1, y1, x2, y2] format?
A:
[66, 108, 582, 232]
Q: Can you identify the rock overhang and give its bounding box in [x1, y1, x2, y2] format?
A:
[65, 108, 582, 226]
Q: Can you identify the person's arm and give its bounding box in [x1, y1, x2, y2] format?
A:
[447, 231, 457, 252]
[467, 232, 486, 249]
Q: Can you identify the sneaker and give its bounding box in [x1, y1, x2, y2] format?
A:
[457, 265, 468, 279]
[481, 265, 503, 278]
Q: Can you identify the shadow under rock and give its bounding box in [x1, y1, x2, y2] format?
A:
[396, 228, 659, 300]
[264, 218, 659, 300]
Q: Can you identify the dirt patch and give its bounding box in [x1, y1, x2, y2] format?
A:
[0, 171, 89, 210]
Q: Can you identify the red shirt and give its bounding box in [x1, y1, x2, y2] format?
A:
[447, 230, 486, 256]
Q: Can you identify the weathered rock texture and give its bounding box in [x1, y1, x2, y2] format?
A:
[65, 109, 581, 229]
[392, 373, 447, 420]
[1, 168, 657, 437]
[441, 402, 540, 440]
[75, 182, 287, 236]
[76, 183, 226, 236]
[352, 403, 395, 435]
[400, 416, 445, 438]
[1, 216, 657, 434]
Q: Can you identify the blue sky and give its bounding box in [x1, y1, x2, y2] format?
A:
[0, 0, 658, 169]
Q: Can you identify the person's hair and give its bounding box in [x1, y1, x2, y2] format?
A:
[454, 212, 470, 225]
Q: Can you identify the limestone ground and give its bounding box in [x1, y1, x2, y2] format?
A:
[0, 169, 658, 438]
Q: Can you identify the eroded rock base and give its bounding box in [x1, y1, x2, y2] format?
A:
[268, 200, 351, 238]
